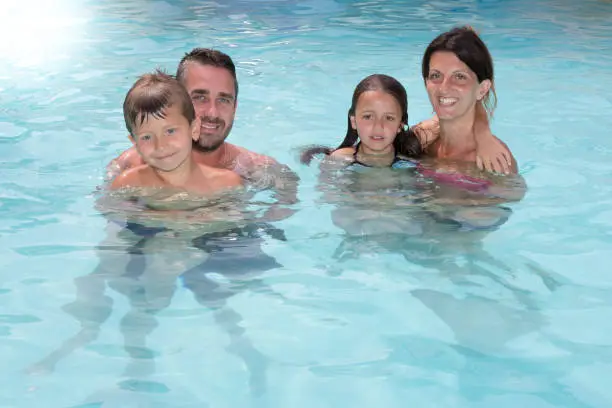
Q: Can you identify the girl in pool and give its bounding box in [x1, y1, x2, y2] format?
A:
[300, 73, 438, 169]
[326, 73, 423, 169]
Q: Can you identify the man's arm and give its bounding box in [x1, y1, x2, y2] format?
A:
[232, 149, 299, 204]
[230, 149, 299, 222]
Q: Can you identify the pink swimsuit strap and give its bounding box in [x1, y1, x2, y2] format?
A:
[417, 164, 493, 192]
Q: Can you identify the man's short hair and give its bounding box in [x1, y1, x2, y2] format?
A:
[176, 48, 239, 98]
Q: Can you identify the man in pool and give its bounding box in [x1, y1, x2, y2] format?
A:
[107, 47, 298, 208]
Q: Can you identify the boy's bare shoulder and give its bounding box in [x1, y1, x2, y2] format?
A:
[110, 165, 155, 189]
[223, 169, 244, 187]
[119, 147, 143, 166]
[197, 164, 243, 187]
[107, 146, 145, 178]
[214, 167, 243, 187]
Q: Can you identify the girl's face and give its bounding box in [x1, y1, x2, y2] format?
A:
[350, 90, 403, 155]
[425, 51, 490, 121]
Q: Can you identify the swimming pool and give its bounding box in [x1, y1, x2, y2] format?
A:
[1, 0, 612, 406]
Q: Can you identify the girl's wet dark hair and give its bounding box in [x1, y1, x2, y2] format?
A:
[300, 74, 422, 165]
[422, 25, 497, 117]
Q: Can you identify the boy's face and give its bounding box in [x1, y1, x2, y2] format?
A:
[130, 104, 199, 172]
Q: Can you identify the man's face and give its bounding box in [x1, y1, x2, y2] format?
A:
[182, 63, 237, 152]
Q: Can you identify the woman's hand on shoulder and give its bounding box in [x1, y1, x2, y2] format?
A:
[411, 115, 440, 148]
[475, 135, 517, 174]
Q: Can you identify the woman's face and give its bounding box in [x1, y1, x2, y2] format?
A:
[425, 51, 490, 121]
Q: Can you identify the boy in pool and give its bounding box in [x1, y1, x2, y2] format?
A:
[111, 70, 243, 195]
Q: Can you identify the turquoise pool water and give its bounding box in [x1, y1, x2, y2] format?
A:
[1, 0, 612, 406]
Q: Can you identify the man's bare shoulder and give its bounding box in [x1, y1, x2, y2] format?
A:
[226, 143, 278, 166]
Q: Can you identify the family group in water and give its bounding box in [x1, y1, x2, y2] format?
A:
[27, 25, 527, 386]
[106, 26, 524, 220]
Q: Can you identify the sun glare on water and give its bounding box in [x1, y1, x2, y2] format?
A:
[0, 0, 89, 68]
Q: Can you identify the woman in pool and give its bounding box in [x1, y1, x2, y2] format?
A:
[315, 28, 526, 238]
[420, 25, 517, 173]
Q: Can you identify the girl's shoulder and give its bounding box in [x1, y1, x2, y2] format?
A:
[330, 146, 356, 159]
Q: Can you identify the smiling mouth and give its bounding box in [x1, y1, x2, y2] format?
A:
[201, 122, 222, 131]
[439, 97, 458, 106]
[155, 152, 176, 160]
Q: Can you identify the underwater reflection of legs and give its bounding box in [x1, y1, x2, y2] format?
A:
[179, 277, 270, 397]
[108, 226, 209, 378]
[402, 208, 561, 313]
[26, 269, 114, 376]
[108, 239, 174, 378]
[329, 207, 425, 266]
[26, 221, 205, 378]
[350, 202, 545, 302]
[25, 221, 136, 375]
[330, 204, 551, 327]
[412, 289, 544, 352]
[425, 205, 513, 232]
[180, 222, 286, 397]
[186, 222, 286, 301]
